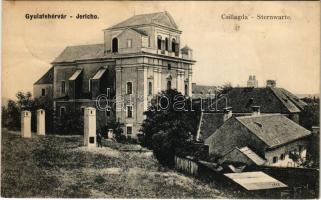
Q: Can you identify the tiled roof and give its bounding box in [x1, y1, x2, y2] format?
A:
[52, 44, 105, 63]
[34, 67, 54, 85]
[236, 114, 311, 148]
[108, 11, 179, 30]
[212, 87, 306, 114]
[197, 112, 225, 141]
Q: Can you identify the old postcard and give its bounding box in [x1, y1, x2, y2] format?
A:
[1, 1, 320, 198]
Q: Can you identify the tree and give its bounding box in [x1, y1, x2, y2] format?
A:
[140, 89, 201, 167]
[216, 82, 233, 98]
[299, 102, 319, 130]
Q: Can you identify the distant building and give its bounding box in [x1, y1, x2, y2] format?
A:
[205, 114, 311, 167]
[33, 67, 54, 100]
[33, 11, 196, 138]
[207, 81, 307, 124]
[192, 83, 217, 99]
[247, 75, 258, 88]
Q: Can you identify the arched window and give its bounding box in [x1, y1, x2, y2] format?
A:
[165, 38, 169, 51]
[112, 38, 118, 53]
[185, 84, 188, 96]
[171, 38, 176, 52]
[126, 82, 132, 94]
[148, 82, 152, 95]
[167, 80, 172, 90]
[157, 35, 162, 50]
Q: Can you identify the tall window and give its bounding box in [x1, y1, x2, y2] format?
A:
[41, 88, 46, 96]
[126, 82, 132, 95]
[167, 64, 171, 70]
[157, 35, 162, 50]
[167, 80, 172, 90]
[61, 81, 66, 94]
[112, 38, 118, 53]
[88, 79, 91, 92]
[127, 106, 133, 118]
[272, 156, 278, 163]
[171, 38, 176, 52]
[148, 82, 153, 95]
[165, 38, 169, 51]
[127, 39, 132, 48]
[185, 84, 188, 96]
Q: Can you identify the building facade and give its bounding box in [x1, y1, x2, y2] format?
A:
[33, 11, 196, 138]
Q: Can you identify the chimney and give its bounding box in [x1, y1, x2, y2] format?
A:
[223, 107, 233, 121]
[251, 106, 260, 116]
[266, 80, 276, 88]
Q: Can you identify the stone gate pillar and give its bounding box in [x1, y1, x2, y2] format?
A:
[21, 110, 31, 138]
[37, 109, 45, 136]
[84, 107, 96, 148]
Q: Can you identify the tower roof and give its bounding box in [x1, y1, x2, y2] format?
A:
[107, 11, 179, 31]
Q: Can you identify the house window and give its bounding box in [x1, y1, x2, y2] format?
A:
[126, 82, 133, 95]
[127, 126, 132, 135]
[273, 156, 278, 163]
[167, 80, 172, 90]
[127, 39, 132, 48]
[157, 35, 162, 50]
[112, 38, 118, 53]
[61, 81, 66, 94]
[165, 38, 169, 51]
[168, 64, 171, 70]
[60, 106, 66, 117]
[106, 110, 111, 116]
[41, 88, 46, 96]
[127, 105, 133, 118]
[280, 154, 285, 160]
[148, 82, 153, 95]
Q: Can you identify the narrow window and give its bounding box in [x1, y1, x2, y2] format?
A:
[41, 88, 46, 96]
[81, 107, 85, 115]
[171, 38, 176, 52]
[157, 36, 162, 50]
[273, 156, 278, 163]
[106, 110, 111, 117]
[127, 126, 132, 135]
[60, 107, 66, 117]
[112, 38, 118, 53]
[168, 64, 171, 70]
[148, 82, 153, 95]
[165, 38, 169, 51]
[127, 39, 132, 48]
[127, 106, 133, 118]
[88, 79, 91, 92]
[185, 84, 188, 96]
[127, 82, 132, 95]
[61, 81, 66, 94]
[167, 80, 172, 90]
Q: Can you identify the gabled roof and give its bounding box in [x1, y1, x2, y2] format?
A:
[52, 44, 105, 63]
[236, 114, 311, 148]
[108, 11, 179, 31]
[212, 87, 306, 114]
[34, 67, 54, 85]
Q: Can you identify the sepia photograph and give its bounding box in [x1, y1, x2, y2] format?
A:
[1, 1, 320, 199]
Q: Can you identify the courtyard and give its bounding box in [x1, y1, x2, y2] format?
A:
[1, 128, 236, 198]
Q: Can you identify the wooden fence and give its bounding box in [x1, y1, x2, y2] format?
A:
[174, 156, 198, 176]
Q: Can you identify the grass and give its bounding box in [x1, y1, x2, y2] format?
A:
[1, 128, 235, 198]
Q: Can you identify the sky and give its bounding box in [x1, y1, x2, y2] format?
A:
[2, 1, 320, 100]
